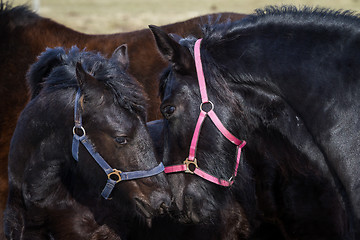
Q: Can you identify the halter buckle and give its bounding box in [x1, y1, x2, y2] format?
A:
[107, 169, 122, 183]
[184, 158, 198, 174]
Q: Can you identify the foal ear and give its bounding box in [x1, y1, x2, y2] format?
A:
[149, 25, 194, 73]
[76, 62, 98, 90]
[111, 44, 129, 70]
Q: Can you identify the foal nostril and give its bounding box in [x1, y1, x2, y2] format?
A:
[150, 188, 172, 210]
[134, 198, 153, 219]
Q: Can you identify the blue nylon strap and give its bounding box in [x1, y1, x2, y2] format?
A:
[72, 131, 87, 161]
[120, 162, 164, 180]
[101, 163, 164, 199]
[72, 136, 80, 161]
[101, 179, 117, 199]
[72, 90, 83, 161]
[80, 137, 113, 175]
[74, 89, 82, 127]
[80, 137, 164, 199]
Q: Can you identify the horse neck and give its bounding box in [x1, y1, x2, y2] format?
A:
[221, 23, 360, 136]
[204, 22, 358, 171]
[209, 20, 360, 234]
[8, 91, 75, 187]
[236, 85, 331, 176]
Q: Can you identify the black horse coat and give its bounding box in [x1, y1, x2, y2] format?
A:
[150, 6, 360, 240]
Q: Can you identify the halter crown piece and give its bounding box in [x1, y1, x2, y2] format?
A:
[164, 39, 246, 187]
[72, 89, 164, 199]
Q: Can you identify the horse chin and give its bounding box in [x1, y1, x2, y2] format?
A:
[177, 211, 201, 224]
[134, 198, 154, 228]
[168, 206, 202, 224]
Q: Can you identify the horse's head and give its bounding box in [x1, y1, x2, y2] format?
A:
[25, 45, 171, 222]
[149, 26, 254, 227]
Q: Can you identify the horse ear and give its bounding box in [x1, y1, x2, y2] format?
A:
[76, 62, 97, 90]
[149, 25, 194, 73]
[169, 33, 183, 43]
[111, 44, 129, 70]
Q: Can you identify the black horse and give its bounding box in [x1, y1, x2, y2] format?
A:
[150, 6, 360, 239]
[4, 46, 170, 239]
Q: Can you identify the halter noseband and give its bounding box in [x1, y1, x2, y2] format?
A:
[164, 39, 246, 187]
[72, 89, 164, 199]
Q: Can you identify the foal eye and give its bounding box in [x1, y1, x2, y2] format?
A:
[161, 105, 176, 119]
[115, 136, 127, 145]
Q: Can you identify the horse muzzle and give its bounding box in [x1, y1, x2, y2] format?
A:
[134, 188, 172, 227]
[167, 195, 201, 224]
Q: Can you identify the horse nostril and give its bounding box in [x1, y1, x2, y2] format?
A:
[157, 192, 173, 215]
[159, 202, 168, 215]
[184, 195, 200, 223]
[185, 196, 193, 218]
[134, 197, 154, 228]
[134, 198, 152, 219]
[189, 211, 200, 223]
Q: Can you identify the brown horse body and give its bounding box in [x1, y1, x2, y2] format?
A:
[0, 3, 246, 238]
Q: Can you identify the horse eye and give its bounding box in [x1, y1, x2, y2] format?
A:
[115, 136, 127, 145]
[161, 105, 176, 119]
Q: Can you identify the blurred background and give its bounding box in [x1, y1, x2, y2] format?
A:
[9, 0, 360, 34]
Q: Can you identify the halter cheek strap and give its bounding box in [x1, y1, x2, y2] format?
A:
[72, 89, 164, 199]
[164, 39, 246, 187]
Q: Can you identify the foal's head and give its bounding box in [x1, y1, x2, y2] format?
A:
[26, 45, 171, 220]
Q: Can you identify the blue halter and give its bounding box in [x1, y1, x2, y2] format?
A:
[71, 89, 164, 199]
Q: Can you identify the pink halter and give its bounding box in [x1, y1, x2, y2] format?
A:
[164, 39, 246, 187]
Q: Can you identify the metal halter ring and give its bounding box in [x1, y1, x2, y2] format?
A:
[73, 126, 86, 138]
[200, 101, 214, 113]
[107, 169, 122, 183]
[184, 158, 198, 174]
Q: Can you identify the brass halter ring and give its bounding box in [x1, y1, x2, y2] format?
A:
[183, 158, 198, 174]
[107, 169, 122, 183]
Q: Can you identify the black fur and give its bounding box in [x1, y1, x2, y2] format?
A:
[151, 6, 360, 239]
[4, 46, 170, 239]
[27, 46, 147, 121]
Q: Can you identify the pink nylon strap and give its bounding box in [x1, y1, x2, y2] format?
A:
[194, 39, 209, 103]
[207, 110, 242, 145]
[165, 164, 233, 186]
[164, 164, 187, 173]
[164, 38, 246, 187]
[194, 168, 232, 186]
[188, 110, 207, 161]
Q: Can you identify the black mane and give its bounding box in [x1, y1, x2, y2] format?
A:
[202, 6, 360, 44]
[166, 5, 360, 100]
[27, 46, 147, 119]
